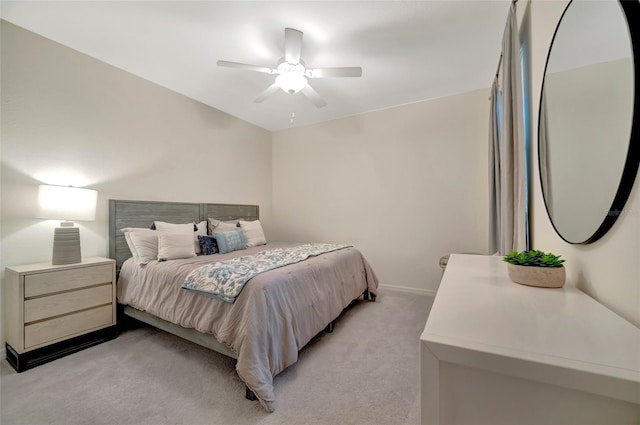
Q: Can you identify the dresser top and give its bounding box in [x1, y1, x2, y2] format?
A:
[421, 254, 640, 403]
[6, 257, 114, 274]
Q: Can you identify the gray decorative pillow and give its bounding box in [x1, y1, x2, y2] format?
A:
[216, 230, 247, 254]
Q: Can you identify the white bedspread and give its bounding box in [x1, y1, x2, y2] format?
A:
[116, 242, 378, 412]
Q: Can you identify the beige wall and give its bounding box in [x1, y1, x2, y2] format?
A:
[2, 21, 491, 348]
[524, 1, 640, 327]
[1, 21, 273, 345]
[272, 90, 491, 294]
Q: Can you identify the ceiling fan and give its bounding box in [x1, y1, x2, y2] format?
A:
[217, 28, 362, 108]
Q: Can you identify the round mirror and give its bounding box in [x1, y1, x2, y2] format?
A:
[539, 0, 640, 244]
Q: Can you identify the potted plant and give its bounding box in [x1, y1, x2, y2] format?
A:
[503, 250, 566, 288]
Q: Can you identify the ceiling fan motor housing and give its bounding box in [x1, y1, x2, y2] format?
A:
[216, 28, 360, 108]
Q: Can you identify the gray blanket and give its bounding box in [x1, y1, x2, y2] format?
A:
[116, 242, 378, 412]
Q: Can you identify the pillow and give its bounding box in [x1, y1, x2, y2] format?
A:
[215, 230, 247, 254]
[150, 222, 199, 231]
[194, 221, 207, 254]
[154, 222, 197, 261]
[239, 220, 267, 247]
[121, 228, 158, 265]
[208, 218, 239, 235]
[154, 221, 194, 234]
[157, 231, 196, 261]
[122, 230, 139, 258]
[198, 235, 219, 255]
[151, 221, 207, 254]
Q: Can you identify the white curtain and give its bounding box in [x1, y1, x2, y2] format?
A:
[489, 78, 501, 253]
[489, 3, 527, 255]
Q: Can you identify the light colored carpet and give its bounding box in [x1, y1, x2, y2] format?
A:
[1, 290, 433, 425]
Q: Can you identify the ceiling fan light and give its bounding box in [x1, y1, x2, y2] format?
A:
[275, 73, 307, 94]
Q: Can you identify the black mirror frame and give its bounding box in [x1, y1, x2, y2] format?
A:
[538, 0, 640, 244]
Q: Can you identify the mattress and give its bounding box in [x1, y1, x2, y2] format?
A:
[116, 241, 378, 412]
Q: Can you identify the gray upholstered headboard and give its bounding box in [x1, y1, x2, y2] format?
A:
[108, 199, 259, 272]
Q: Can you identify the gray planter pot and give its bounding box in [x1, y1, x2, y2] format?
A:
[507, 263, 566, 288]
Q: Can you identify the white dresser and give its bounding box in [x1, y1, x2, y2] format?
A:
[4, 257, 117, 372]
[420, 254, 640, 424]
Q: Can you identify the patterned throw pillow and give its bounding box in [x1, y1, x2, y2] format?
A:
[198, 235, 219, 255]
[215, 230, 247, 254]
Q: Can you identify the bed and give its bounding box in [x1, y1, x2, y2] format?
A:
[108, 199, 378, 412]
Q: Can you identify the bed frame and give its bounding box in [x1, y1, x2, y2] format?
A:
[108, 199, 260, 396]
[108, 199, 372, 402]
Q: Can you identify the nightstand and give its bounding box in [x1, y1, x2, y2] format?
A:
[4, 257, 117, 372]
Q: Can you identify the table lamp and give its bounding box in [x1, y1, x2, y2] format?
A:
[36, 185, 97, 265]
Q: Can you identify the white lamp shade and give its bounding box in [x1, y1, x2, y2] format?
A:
[37, 185, 97, 221]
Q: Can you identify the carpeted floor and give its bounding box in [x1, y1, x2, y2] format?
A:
[1, 290, 433, 425]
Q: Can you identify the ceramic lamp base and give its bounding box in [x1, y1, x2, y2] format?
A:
[52, 224, 81, 265]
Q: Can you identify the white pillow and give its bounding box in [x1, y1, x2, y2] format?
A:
[157, 231, 195, 261]
[239, 220, 267, 247]
[122, 230, 139, 258]
[153, 221, 206, 254]
[154, 221, 194, 233]
[208, 218, 238, 234]
[153, 221, 196, 261]
[121, 228, 158, 265]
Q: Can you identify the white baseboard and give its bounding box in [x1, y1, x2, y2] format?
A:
[378, 284, 437, 298]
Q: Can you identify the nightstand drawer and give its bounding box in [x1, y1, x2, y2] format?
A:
[24, 284, 113, 323]
[24, 304, 113, 349]
[24, 264, 113, 297]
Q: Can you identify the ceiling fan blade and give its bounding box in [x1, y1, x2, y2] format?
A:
[217, 60, 275, 74]
[284, 28, 303, 64]
[307, 67, 363, 78]
[254, 84, 281, 103]
[300, 85, 327, 108]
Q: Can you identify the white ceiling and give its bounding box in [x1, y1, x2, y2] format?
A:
[1, 1, 511, 131]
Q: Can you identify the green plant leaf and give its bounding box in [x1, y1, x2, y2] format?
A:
[503, 249, 565, 267]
